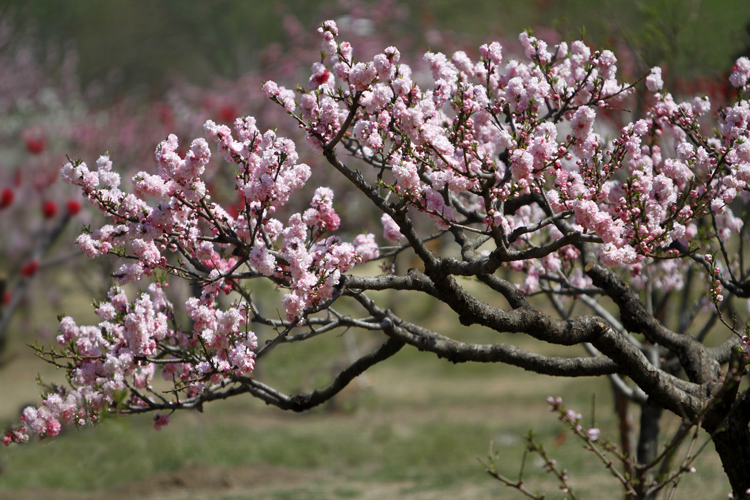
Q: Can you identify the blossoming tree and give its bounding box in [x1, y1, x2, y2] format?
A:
[5, 20, 750, 498]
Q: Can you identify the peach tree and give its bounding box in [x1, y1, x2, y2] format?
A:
[5, 21, 750, 499]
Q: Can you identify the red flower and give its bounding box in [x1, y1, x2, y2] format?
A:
[66, 199, 82, 215]
[218, 104, 237, 123]
[22, 128, 46, 155]
[25, 137, 46, 154]
[2, 291, 10, 306]
[0, 188, 13, 209]
[154, 103, 175, 129]
[20, 260, 40, 277]
[42, 200, 58, 219]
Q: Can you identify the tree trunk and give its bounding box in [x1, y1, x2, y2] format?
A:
[636, 403, 663, 500]
[710, 409, 750, 499]
[612, 381, 636, 500]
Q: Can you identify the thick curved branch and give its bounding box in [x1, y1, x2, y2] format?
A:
[389, 316, 619, 376]
[347, 270, 706, 418]
[707, 335, 743, 364]
[434, 229, 586, 276]
[547, 213, 724, 384]
[585, 259, 720, 384]
[451, 227, 527, 308]
[579, 294, 643, 350]
[590, 326, 705, 417]
[347, 269, 613, 346]
[343, 272, 439, 295]
[350, 290, 618, 377]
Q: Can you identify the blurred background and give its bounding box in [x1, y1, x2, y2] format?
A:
[1, 0, 750, 498]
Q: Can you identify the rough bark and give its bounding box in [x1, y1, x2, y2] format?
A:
[636, 403, 663, 500]
[706, 390, 750, 499]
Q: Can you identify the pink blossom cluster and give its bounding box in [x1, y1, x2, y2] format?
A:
[285, 27, 638, 246]
[730, 57, 750, 89]
[4, 75, 383, 442]
[279, 211, 364, 320]
[59, 114, 378, 322]
[3, 281, 259, 443]
[260, 23, 750, 297]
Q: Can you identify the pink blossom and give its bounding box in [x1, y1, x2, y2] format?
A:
[338, 40, 352, 62]
[523, 267, 539, 293]
[597, 50, 617, 79]
[716, 209, 744, 241]
[114, 262, 145, 284]
[276, 86, 296, 113]
[519, 32, 550, 61]
[319, 25, 338, 54]
[587, 427, 600, 441]
[711, 198, 726, 214]
[570, 107, 596, 140]
[57, 316, 80, 345]
[155, 134, 181, 178]
[373, 47, 399, 80]
[392, 160, 421, 192]
[332, 62, 350, 81]
[309, 62, 334, 90]
[249, 246, 276, 275]
[303, 187, 340, 231]
[424, 189, 454, 229]
[153, 413, 169, 431]
[424, 51, 458, 83]
[349, 62, 377, 91]
[600, 243, 640, 266]
[282, 291, 306, 320]
[97, 155, 121, 189]
[693, 96, 711, 115]
[261, 80, 280, 98]
[646, 67, 663, 92]
[381, 213, 403, 242]
[133, 171, 171, 198]
[172, 138, 210, 182]
[77, 233, 105, 259]
[132, 239, 162, 268]
[361, 84, 394, 113]
[228, 341, 256, 375]
[729, 57, 750, 88]
[510, 149, 534, 180]
[479, 42, 503, 66]
[353, 233, 379, 261]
